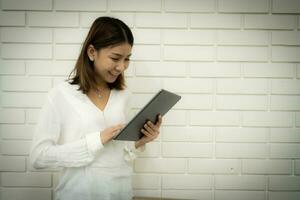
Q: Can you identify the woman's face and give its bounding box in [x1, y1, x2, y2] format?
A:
[87, 42, 132, 85]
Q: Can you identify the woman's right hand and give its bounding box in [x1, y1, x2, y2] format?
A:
[100, 123, 125, 145]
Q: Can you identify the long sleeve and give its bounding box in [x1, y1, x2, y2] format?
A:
[123, 89, 146, 162]
[29, 94, 104, 169]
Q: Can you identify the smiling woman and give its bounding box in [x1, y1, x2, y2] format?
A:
[29, 16, 162, 200]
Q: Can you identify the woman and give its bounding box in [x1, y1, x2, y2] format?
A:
[29, 16, 162, 200]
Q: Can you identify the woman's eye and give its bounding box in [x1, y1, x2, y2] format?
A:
[125, 58, 130, 61]
[111, 58, 119, 61]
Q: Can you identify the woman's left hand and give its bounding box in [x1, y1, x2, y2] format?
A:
[135, 114, 162, 148]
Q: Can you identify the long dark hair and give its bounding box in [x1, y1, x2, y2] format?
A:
[66, 16, 134, 94]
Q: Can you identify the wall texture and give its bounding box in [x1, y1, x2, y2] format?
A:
[1, 0, 300, 200]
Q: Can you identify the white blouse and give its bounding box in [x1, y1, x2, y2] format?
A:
[29, 80, 146, 176]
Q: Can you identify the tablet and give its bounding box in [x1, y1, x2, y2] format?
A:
[113, 89, 181, 141]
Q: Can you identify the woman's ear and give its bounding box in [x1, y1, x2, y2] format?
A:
[87, 44, 95, 61]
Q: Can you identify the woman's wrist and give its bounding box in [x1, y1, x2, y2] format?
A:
[135, 140, 144, 149]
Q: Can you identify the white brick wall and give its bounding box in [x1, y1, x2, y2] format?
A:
[0, 0, 299, 199]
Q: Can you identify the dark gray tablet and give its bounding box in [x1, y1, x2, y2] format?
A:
[113, 89, 181, 141]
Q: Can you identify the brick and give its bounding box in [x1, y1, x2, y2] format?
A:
[1, 27, 52, 43]
[1, 76, 52, 92]
[163, 30, 215, 45]
[190, 111, 240, 126]
[163, 78, 213, 93]
[0, 156, 26, 171]
[217, 30, 268, 45]
[270, 128, 300, 142]
[191, 14, 241, 29]
[215, 191, 265, 200]
[189, 159, 241, 174]
[175, 94, 212, 110]
[162, 126, 213, 142]
[216, 127, 268, 142]
[54, 44, 81, 60]
[132, 174, 160, 189]
[54, 0, 106, 11]
[0, 124, 34, 140]
[0, 109, 24, 123]
[215, 175, 265, 190]
[269, 176, 300, 190]
[295, 160, 300, 175]
[272, 31, 300, 45]
[242, 159, 292, 174]
[269, 192, 300, 200]
[28, 12, 79, 27]
[1, 172, 51, 187]
[271, 95, 300, 110]
[26, 60, 74, 76]
[162, 142, 213, 157]
[132, 45, 161, 61]
[165, 0, 214, 12]
[1, 140, 31, 155]
[164, 45, 214, 61]
[272, 0, 300, 13]
[242, 111, 294, 127]
[2, 0, 52, 10]
[0, 60, 25, 75]
[128, 77, 163, 93]
[245, 15, 295, 30]
[134, 158, 186, 173]
[162, 174, 213, 189]
[54, 28, 88, 43]
[1, 188, 51, 200]
[217, 46, 268, 61]
[297, 112, 300, 127]
[216, 95, 268, 110]
[80, 13, 134, 28]
[190, 62, 240, 77]
[162, 190, 212, 200]
[243, 63, 295, 78]
[271, 80, 300, 94]
[1, 44, 52, 59]
[217, 79, 268, 94]
[270, 144, 300, 158]
[111, 0, 160, 12]
[1, 92, 46, 108]
[132, 29, 161, 44]
[0, 11, 25, 26]
[216, 143, 267, 158]
[218, 0, 268, 13]
[272, 46, 300, 62]
[136, 13, 187, 28]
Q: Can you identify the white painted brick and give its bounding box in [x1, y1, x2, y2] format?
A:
[269, 192, 300, 200]
[80, 13, 134, 28]
[217, 79, 268, 94]
[162, 174, 213, 189]
[0, 156, 26, 171]
[163, 30, 215, 45]
[0, 124, 34, 140]
[26, 60, 75, 76]
[296, 160, 300, 175]
[0, 11, 25, 26]
[1, 140, 31, 155]
[1, 172, 51, 187]
[136, 13, 187, 28]
[132, 29, 161, 44]
[162, 126, 213, 142]
[270, 128, 300, 142]
[163, 78, 213, 93]
[215, 175, 265, 190]
[1, 27, 52, 43]
[111, 0, 160, 12]
[54, 44, 81, 60]
[272, 0, 300, 13]
[243, 63, 295, 78]
[272, 46, 300, 62]
[165, 0, 214, 12]
[189, 159, 241, 174]
[216, 127, 268, 142]
[162, 190, 212, 200]
[215, 191, 265, 200]
[190, 62, 240, 77]
[162, 142, 213, 157]
[242, 111, 294, 127]
[216, 95, 268, 110]
[298, 64, 300, 78]
[270, 144, 300, 158]
[297, 112, 300, 127]
[218, 0, 268, 13]
[175, 94, 212, 110]
[132, 174, 160, 189]
[1, 92, 46, 108]
[133, 190, 161, 199]
[2, 0, 52, 10]
[0, 60, 25, 75]
[271, 80, 300, 94]
[132, 45, 161, 61]
[128, 77, 162, 93]
[269, 176, 300, 190]
[1, 44, 52, 59]
[245, 15, 295, 30]
[1, 76, 52, 92]
[217, 30, 269, 45]
[54, 28, 88, 43]
[28, 12, 79, 27]
[272, 31, 300, 45]
[164, 45, 214, 61]
[151, 110, 186, 126]
[217, 46, 268, 61]
[134, 61, 186, 77]
[134, 158, 186, 173]
[242, 159, 292, 174]
[216, 143, 267, 158]
[271, 95, 300, 111]
[191, 14, 241, 29]
[1, 188, 51, 200]
[26, 108, 41, 123]
[0, 109, 24, 123]
[132, 142, 160, 158]
[54, 0, 106, 11]
[190, 111, 240, 126]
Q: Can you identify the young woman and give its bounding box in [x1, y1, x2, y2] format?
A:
[29, 16, 162, 200]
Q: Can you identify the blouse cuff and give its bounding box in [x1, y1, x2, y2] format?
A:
[128, 141, 146, 153]
[85, 131, 104, 156]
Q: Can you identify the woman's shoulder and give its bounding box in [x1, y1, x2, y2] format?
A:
[46, 80, 75, 102]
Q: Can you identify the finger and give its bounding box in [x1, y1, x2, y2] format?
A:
[146, 121, 156, 130]
[144, 123, 156, 136]
[156, 114, 162, 126]
[141, 128, 152, 137]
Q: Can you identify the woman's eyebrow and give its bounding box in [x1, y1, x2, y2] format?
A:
[112, 52, 131, 57]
